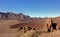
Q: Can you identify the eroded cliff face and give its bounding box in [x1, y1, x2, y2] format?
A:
[44, 18, 58, 32]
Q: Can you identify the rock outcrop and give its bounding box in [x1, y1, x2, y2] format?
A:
[44, 18, 58, 32]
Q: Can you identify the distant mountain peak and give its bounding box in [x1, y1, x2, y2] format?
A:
[0, 12, 31, 20]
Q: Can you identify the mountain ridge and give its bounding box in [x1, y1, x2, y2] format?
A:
[0, 12, 31, 20]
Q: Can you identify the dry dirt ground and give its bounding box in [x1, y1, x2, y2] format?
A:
[38, 30, 60, 37]
[0, 20, 21, 37]
[0, 20, 60, 37]
[0, 30, 60, 37]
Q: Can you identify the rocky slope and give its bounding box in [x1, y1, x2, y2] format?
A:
[0, 12, 60, 37]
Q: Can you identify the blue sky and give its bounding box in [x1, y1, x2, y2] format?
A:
[0, 0, 60, 17]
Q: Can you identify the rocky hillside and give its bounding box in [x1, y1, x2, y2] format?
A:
[0, 12, 60, 37]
